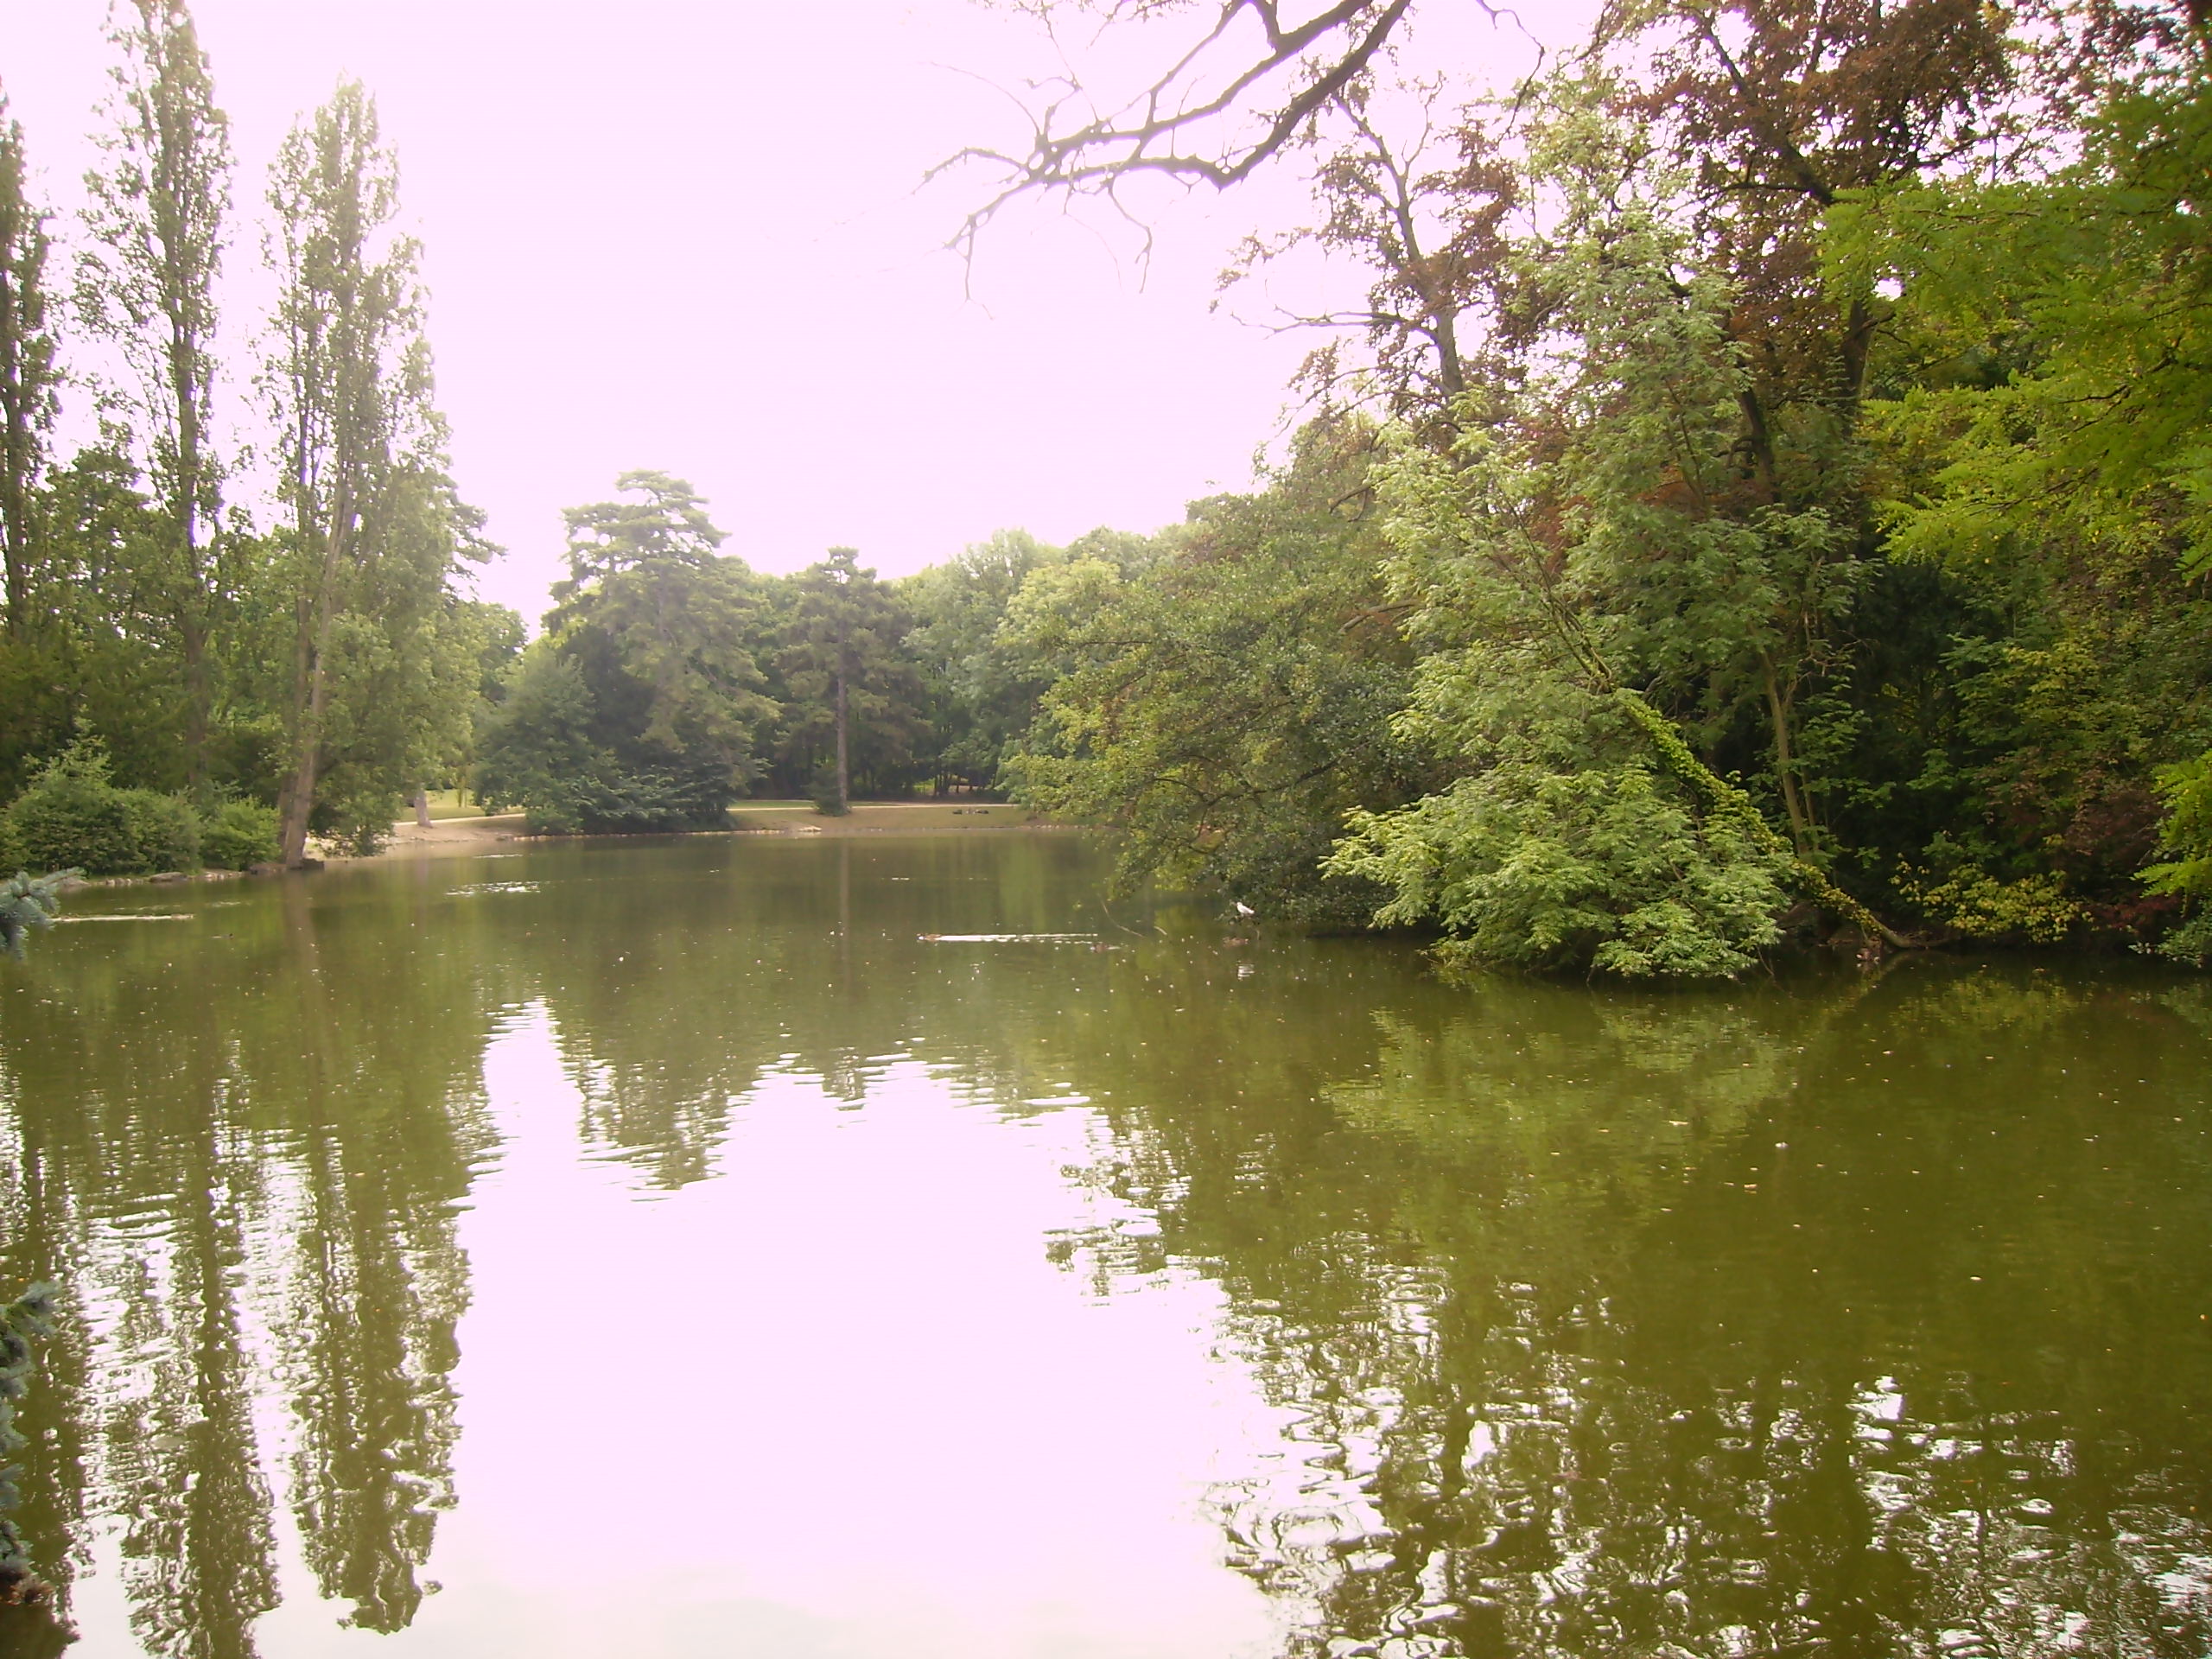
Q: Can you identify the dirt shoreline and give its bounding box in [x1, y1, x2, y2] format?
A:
[52, 804, 1069, 886]
[354, 802, 1066, 861]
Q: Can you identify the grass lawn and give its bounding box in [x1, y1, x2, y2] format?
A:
[419, 789, 489, 820]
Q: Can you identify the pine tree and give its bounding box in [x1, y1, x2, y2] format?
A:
[0, 1281, 57, 1604]
[0, 872, 68, 958]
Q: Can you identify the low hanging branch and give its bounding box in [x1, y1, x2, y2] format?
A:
[0, 871, 71, 959]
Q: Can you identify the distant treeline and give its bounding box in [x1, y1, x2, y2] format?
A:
[6, 0, 2212, 977]
[468, 475, 1142, 831]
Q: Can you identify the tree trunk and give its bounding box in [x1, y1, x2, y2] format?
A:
[1760, 657, 1812, 855]
[412, 788, 431, 829]
[834, 664, 850, 812]
[180, 608, 211, 791]
[1614, 687, 1923, 951]
[175, 355, 213, 791]
[277, 516, 349, 868]
[0, 439, 29, 636]
[276, 700, 321, 867]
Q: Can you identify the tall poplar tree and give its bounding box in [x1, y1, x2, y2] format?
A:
[0, 99, 60, 641]
[265, 81, 480, 865]
[77, 0, 232, 786]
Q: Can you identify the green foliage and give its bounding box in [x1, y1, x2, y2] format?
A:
[77, 0, 232, 785]
[0, 872, 69, 958]
[0, 102, 60, 646]
[772, 546, 925, 804]
[1006, 422, 1432, 926]
[900, 529, 1069, 792]
[2144, 751, 2212, 963]
[1332, 756, 1792, 978]
[474, 635, 742, 835]
[1896, 862, 2082, 945]
[474, 642, 601, 834]
[4, 739, 200, 875]
[1328, 110, 1864, 976]
[1823, 34, 2212, 941]
[5, 746, 136, 876]
[1830, 54, 2212, 575]
[0, 1281, 54, 1603]
[2145, 752, 2212, 900]
[519, 472, 778, 829]
[264, 82, 492, 865]
[122, 787, 200, 871]
[199, 798, 279, 869]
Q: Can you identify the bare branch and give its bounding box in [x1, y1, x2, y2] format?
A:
[938, 0, 1475, 264]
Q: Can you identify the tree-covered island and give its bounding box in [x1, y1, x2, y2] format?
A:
[4, 0, 2210, 979]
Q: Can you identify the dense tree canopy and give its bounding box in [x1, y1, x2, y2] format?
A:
[476, 473, 777, 832]
[963, 0, 2212, 975]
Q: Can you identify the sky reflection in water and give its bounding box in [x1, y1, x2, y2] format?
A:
[0, 836, 2207, 1658]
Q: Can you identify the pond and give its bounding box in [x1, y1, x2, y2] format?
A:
[0, 834, 2208, 1658]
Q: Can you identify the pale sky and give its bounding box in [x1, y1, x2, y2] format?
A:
[1, 0, 1572, 623]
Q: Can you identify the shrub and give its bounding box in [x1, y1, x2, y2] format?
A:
[1896, 862, 2082, 944]
[200, 800, 280, 870]
[3, 740, 201, 875]
[121, 790, 199, 872]
[7, 743, 141, 874]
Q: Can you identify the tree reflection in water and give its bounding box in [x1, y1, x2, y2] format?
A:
[0, 840, 2203, 1659]
[1050, 955, 2212, 1658]
[0, 834, 1098, 1654]
[0, 869, 503, 1655]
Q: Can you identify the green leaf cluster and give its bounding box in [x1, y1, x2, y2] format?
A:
[198, 798, 279, 870]
[1003, 421, 1434, 926]
[0, 872, 69, 959]
[475, 474, 778, 833]
[0, 1281, 55, 1603]
[4, 739, 198, 876]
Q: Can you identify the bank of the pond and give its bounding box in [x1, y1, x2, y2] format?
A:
[31, 803, 1071, 886]
[356, 799, 1063, 860]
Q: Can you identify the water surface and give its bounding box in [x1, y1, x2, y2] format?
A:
[0, 836, 2207, 1657]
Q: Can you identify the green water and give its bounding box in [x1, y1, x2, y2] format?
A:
[0, 836, 2207, 1658]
